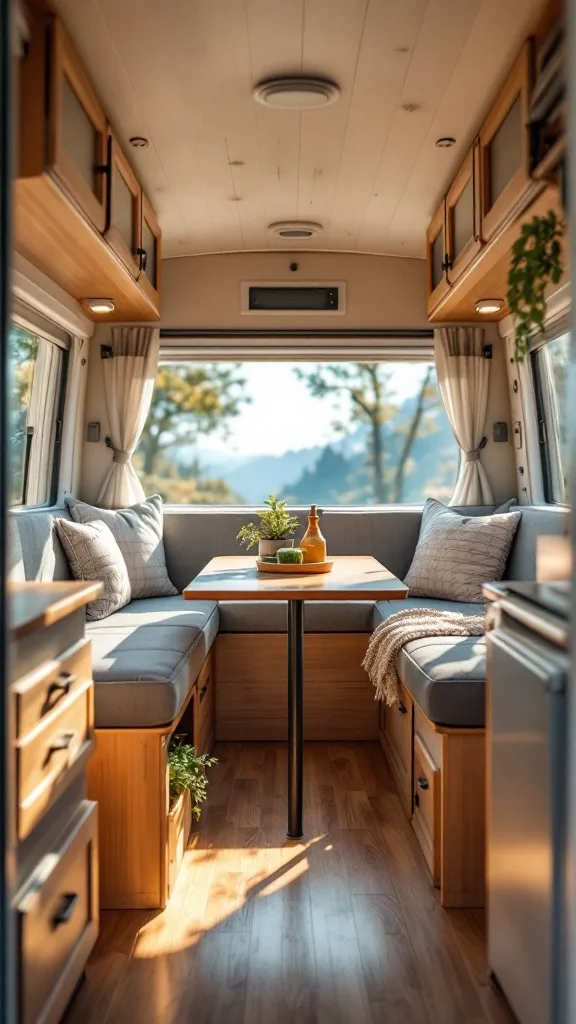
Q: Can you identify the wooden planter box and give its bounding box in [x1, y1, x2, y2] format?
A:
[167, 789, 192, 899]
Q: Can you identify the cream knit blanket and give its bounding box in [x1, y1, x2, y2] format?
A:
[362, 607, 486, 705]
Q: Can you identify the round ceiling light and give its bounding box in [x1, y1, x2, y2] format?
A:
[253, 77, 340, 109]
[129, 136, 149, 149]
[269, 221, 323, 239]
[436, 136, 456, 148]
[475, 298, 505, 314]
[86, 298, 115, 314]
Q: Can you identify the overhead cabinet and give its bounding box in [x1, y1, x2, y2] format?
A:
[15, 11, 161, 322]
[446, 143, 481, 283]
[425, 199, 450, 315]
[479, 42, 532, 241]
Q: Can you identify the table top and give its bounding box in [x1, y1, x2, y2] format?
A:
[9, 581, 103, 639]
[183, 555, 408, 602]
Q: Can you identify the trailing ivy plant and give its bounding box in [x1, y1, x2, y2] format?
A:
[168, 740, 217, 820]
[507, 209, 564, 362]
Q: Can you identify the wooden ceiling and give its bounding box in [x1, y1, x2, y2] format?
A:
[54, 0, 545, 260]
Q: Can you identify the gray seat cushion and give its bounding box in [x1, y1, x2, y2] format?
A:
[373, 597, 487, 728]
[86, 597, 219, 728]
[219, 600, 375, 633]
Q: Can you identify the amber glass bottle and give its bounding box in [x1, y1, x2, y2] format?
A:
[299, 505, 327, 563]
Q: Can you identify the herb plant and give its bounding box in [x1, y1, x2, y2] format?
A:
[168, 741, 217, 820]
[277, 548, 304, 564]
[236, 495, 301, 550]
[507, 210, 564, 362]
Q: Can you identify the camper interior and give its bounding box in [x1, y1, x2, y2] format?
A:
[4, 0, 572, 1022]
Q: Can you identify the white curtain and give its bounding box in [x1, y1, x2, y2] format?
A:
[434, 327, 494, 506]
[97, 326, 159, 509]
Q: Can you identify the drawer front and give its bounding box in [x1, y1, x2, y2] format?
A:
[196, 656, 215, 755]
[412, 733, 441, 885]
[383, 685, 413, 812]
[18, 801, 98, 1024]
[17, 682, 94, 839]
[14, 638, 92, 739]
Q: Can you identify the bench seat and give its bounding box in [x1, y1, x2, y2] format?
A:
[373, 597, 487, 728]
[86, 597, 219, 728]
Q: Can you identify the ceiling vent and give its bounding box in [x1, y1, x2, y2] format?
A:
[253, 77, 340, 109]
[269, 221, 322, 239]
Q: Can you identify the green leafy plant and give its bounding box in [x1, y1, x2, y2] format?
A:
[168, 741, 217, 820]
[236, 495, 301, 550]
[507, 210, 564, 362]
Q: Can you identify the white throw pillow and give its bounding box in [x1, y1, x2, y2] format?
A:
[405, 498, 522, 603]
[55, 518, 131, 620]
[66, 494, 177, 600]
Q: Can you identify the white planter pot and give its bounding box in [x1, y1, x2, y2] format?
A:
[258, 538, 294, 559]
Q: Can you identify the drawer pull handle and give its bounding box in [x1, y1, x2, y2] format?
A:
[199, 683, 208, 703]
[44, 731, 76, 766]
[398, 702, 408, 715]
[42, 673, 76, 714]
[416, 775, 429, 791]
[52, 892, 79, 929]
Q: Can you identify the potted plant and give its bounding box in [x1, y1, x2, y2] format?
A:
[167, 741, 217, 895]
[236, 495, 301, 559]
[507, 209, 564, 362]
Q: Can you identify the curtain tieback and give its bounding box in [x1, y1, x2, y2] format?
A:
[112, 450, 131, 465]
[463, 436, 488, 463]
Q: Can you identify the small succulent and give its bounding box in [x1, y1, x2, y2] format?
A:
[277, 547, 304, 564]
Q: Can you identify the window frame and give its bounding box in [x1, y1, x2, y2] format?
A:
[9, 309, 70, 510]
[530, 331, 569, 506]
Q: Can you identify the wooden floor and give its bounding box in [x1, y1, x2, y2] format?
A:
[65, 742, 514, 1024]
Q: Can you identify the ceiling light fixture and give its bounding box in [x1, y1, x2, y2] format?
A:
[269, 221, 322, 239]
[253, 77, 340, 109]
[475, 299, 505, 314]
[129, 136, 149, 149]
[86, 298, 115, 314]
[436, 136, 456, 148]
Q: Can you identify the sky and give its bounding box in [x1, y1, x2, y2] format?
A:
[193, 361, 434, 457]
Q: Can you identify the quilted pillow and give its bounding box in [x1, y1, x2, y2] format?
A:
[66, 494, 177, 600]
[55, 518, 131, 620]
[405, 498, 522, 603]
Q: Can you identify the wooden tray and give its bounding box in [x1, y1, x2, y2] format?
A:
[256, 559, 334, 575]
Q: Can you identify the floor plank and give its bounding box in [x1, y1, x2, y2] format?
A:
[65, 741, 513, 1024]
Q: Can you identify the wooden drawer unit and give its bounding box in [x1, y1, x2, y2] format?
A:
[380, 684, 413, 815]
[17, 801, 98, 1024]
[16, 679, 94, 840]
[14, 638, 92, 739]
[195, 654, 215, 755]
[412, 733, 441, 886]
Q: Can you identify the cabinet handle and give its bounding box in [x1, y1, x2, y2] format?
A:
[52, 892, 79, 929]
[42, 672, 75, 714]
[199, 682, 209, 703]
[134, 247, 148, 272]
[441, 255, 453, 272]
[44, 731, 76, 765]
[416, 775, 429, 791]
[398, 702, 408, 715]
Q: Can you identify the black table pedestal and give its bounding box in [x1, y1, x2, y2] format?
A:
[287, 600, 304, 839]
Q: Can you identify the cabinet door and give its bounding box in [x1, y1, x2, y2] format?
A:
[138, 193, 162, 306]
[425, 198, 450, 313]
[480, 42, 532, 242]
[446, 144, 482, 283]
[105, 131, 142, 278]
[48, 18, 108, 232]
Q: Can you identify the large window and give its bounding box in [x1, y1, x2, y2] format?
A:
[9, 316, 68, 507]
[135, 359, 459, 505]
[531, 331, 570, 504]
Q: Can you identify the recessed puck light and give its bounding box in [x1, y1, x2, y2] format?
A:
[253, 77, 340, 109]
[129, 136, 149, 149]
[86, 298, 115, 314]
[475, 298, 505, 314]
[269, 221, 323, 239]
[436, 136, 456, 148]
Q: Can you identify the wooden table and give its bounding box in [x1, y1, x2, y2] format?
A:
[184, 555, 408, 838]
